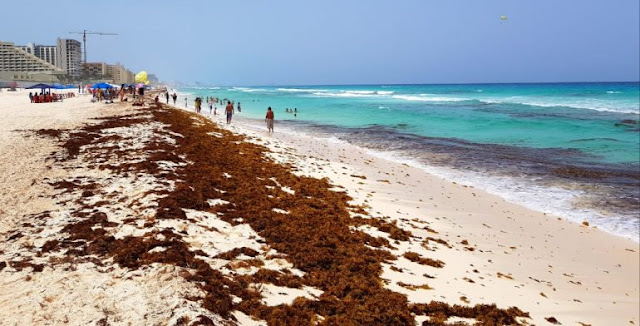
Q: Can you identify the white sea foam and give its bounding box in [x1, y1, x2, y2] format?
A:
[391, 94, 467, 102]
[606, 91, 622, 94]
[345, 90, 376, 95]
[276, 88, 328, 93]
[363, 149, 639, 242]
[231, 87, 268, 93]
[481, 98, 640, 114]
[310, 90, 394, 98]
[311, 91, 371, 98]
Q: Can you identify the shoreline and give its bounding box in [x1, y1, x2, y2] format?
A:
[175, 99, 640, 325]
[0, 89, 638, 325]
[198, 108, 640, 243]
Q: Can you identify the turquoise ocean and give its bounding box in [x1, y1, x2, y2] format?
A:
[177, 82, 640, 241]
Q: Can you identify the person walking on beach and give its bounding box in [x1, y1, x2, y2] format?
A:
[209, 98, 213, 115]
[195, 97, 202, 113]
[165, 91, 169, 104]
[185, 97, 188, 108]
[265, 106, 275, 134]
[225, 101, 234, 124]
[172, 93, 177, 105]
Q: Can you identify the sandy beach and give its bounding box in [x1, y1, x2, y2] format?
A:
[0, 89, 638, 325]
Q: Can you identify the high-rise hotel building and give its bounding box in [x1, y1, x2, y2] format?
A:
[56, 38, 82, 77]
[0, 41, 64, 81]
[8, 38, 82, 77]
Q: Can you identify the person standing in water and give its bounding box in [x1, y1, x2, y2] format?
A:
[265, 106, 275, 134]
[225, 101, 234, 124]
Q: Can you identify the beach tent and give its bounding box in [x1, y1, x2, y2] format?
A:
[91, 82, 114, 89]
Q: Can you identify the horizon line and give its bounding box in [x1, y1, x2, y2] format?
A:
[174, 80, 640, 88]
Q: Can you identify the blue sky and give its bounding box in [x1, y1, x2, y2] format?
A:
[3, 0, 639, 85]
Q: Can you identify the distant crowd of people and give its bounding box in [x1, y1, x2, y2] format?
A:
[157, 91, 304, 134]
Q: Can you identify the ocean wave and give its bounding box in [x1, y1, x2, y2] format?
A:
[311, 92, 370, 98]
[276, 88, 328, 93]
[306, 90, 395, 98]
[606, 91, 622, 94]
[230, 87, 269, 93]
[391, 94, 468, 102]
[345, 90, 376, 95]
[481, 98, 640, 114]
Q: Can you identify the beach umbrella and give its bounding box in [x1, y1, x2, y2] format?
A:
[92, 82, 114, 89]
[26, 83, 53, 93]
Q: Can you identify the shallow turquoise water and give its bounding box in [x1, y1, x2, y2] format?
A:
[182, 82, 639, 164]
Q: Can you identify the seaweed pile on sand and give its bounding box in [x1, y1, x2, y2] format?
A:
[0, 99, 529, 325]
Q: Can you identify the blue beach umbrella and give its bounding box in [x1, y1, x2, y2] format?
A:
[26, 83, 53, 93]
[91, 82, 114, 89]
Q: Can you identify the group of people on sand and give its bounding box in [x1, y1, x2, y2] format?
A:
[159, 91, 179, 106]
[156, 91, 289, 134]
[91, 88, 118, 103]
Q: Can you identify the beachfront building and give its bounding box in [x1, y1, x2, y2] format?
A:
[0, 41, 64, 82]
[16, 43, 58, 67]
[83, 61, 135, 85]
[106, 63, 135, 85]
[148, 73, 159, 85]
[56, 38, 82, 77]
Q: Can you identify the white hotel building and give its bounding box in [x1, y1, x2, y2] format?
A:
[16, 43, 58, 67]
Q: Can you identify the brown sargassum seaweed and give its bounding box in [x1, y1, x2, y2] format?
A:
[26, 101, 529, 325]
